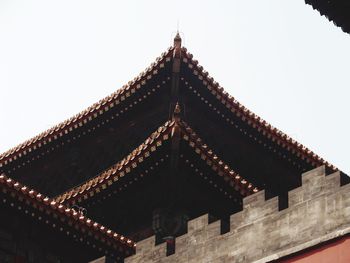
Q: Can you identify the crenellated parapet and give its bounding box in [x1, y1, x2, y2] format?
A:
[125, 166, 350, 263]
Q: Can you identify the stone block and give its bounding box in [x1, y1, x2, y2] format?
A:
[187, 214, 209, 233]
[324, 171, 341, 193]
[289, 165, 330, 206]
[243, 190, 265, 209]
[301, 165, 326, 185]
[288, 186, 304, 207]
[135, 236, 155, 254]
[206, 220, 221, 239]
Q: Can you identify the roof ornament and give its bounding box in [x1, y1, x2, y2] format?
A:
[174, 31, 182, 47]
[171, 102, 182, 138]
[172, 102, 181, 123]
[173, 31, 182, 59]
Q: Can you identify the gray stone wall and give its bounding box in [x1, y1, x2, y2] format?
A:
[125, 166, 350, 263]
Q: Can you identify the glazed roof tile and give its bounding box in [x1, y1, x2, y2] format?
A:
[0, 43, 341, 196]
[55, 119, 256, 205]
[0, 173, 135, 253]
[181, 47, 338, 173]
[0, 47, 174, 167]
[55, 120, 175, 204]
[179, 121, 258, 196]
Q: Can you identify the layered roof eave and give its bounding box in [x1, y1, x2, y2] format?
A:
[0, 47, 174, 168]
[0, 173, 135, 254]
[180, 47, 340, 173]
[0, 42, 342, 196]
[55, 119, 257, 206]
[55, 120, 176, 204]
[178, 120, 258, 195]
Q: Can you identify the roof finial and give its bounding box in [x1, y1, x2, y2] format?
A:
[172, 102, 181, 122]
[173, 31, 182, 48]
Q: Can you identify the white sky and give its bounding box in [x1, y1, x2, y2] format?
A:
[0, 1, 349, 174]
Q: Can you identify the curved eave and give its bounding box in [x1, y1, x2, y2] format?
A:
[178, 121, 258, 196]
[55, 120, 175, 205]
[0, 47, 174, 168]
[0, 173, 135, 256]
[56, 120, 257, 206]
[181, 47, 340, 174]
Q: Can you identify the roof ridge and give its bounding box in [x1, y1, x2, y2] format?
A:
[0, 173, 135, 255]
[180, 46, 339, 173]
[0, 47, 174, 167]
[55, 120, 175, 204]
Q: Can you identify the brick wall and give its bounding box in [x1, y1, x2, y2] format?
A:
[124, 166, 350, 263]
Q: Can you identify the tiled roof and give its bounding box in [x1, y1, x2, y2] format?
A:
[0, 47, 174, 168]
[0, 42, 341, 203]
[55, 119, 257, 205]
[181, 47, 339, 173]
[0, 44, 340, 176]
[179, 121, 258, 196]
[55, 120, 175, 204]
[0, 173, 135, 254]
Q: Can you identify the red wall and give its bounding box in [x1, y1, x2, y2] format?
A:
[281, 236, 350, 263]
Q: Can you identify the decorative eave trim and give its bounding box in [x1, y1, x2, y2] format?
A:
[56, 119, 257, 206]
[178, 121, 258, 196]
[0, 173, 135, 254]
[0, 47, 174, 168]
[55, 120, 175, 205]
[181, 47, 338, 172]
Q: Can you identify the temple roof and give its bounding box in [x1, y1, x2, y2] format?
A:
[0, 43, 339, 176]
[180, 48, 337, 172]
[0, 47, 173, 168]
[0, 173, 135, 257]
[54, 119, 258, 205]
[0, 34, 345, 204]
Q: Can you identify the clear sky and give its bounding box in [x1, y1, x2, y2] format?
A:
[0, 1, 349, 174]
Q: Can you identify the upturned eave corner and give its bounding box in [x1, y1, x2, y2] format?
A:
[55, 116, 257, 206]
[0, 173, 136, 257]
[0, 46, 175, 170]
[179, 48, 340, 174]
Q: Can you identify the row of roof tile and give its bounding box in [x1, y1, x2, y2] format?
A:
[0, 173, 135, 254]
[181, 47, 338, 172]
[55, 120, 175, 204]
[0, 45, 339, 177]
[55, 119, 257, 206]
[180, 121, 258, 195]
[0, 47, 174, 167]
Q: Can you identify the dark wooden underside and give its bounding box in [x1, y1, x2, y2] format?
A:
[78, 141, 242, 242]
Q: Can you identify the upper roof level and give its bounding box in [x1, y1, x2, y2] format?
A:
[0, 34, 345, 198]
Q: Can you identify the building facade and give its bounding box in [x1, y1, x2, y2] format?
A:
[0, 34, 349, 262]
